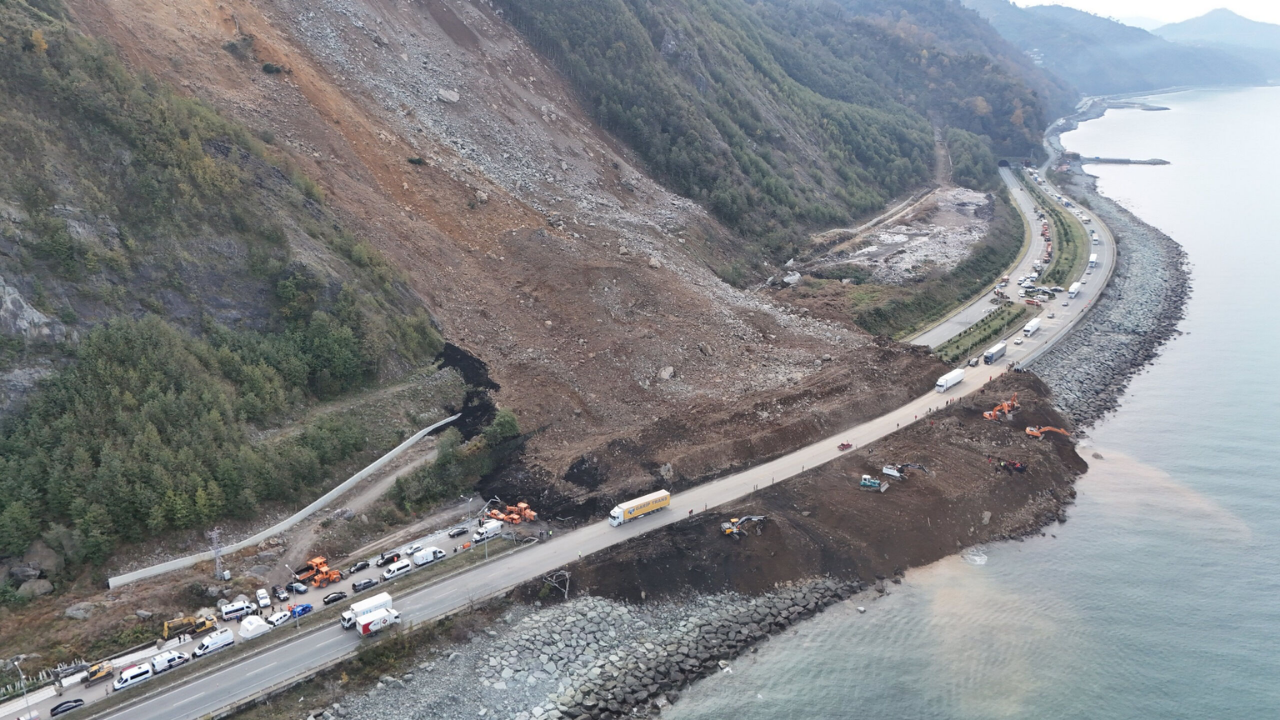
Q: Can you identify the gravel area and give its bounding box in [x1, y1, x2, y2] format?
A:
[301, 577, 863, 720]
[1031, 121, 1190, 427]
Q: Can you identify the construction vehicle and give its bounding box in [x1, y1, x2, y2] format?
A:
[81, 662, 114, 688]
[295, 557, 343, 588]
[486, 501, 539, 525]
[881, 463, 926, 481]
[1025, 426, 1071, 439]
[983, 393, 1020, 421]
[161, 615, 217, 641]
[720, 515, 766, 538]
[859, 475, 889, 492]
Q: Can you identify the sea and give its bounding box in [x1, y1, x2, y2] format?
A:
[668, 86, 1280, 719]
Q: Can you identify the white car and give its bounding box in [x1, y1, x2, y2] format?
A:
[256, 588, 271, 608]
[1013, 338, 1024, 345]
[266, 610, 292, 627]
[405, 543, 423, 555]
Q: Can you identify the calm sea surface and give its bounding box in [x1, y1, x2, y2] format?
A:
[668, 87, 1280, 719]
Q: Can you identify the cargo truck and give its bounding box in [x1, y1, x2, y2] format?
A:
[340, 591, 393, 630]
[1068, 282, 1081, 299]
[1023, 318, 1042, 337]
[1088, 253, 1098, 268]
[935, 368, 964, 393]
[358, 607, 402, 637]
[608, 490, 671, 527]
[983, 342, 1007, 365]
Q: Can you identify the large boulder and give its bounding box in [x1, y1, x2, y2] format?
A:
[23, 539, 63, 576]
[17, 579, 53, 598]
[65, 602, 95, 620]
[8, 564, 40, 583]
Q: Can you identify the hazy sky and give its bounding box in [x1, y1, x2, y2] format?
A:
[1015, 1, 1280, 25]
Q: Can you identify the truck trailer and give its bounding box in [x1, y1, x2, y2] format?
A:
[1068, 282, 1082, 299]
[608, 490, 671, 527]
[935, 368, 965, 393]
[340, 592, 393, 630]
[983, 342, 1007, 365]
[358, 607, 402, 637]
[1023, 318, 1042, 337]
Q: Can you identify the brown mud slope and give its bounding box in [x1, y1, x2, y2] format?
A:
[64, 0, 944, 483]
[559, 373, 1086, 602]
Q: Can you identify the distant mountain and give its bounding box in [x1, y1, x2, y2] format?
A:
[963, 0, 1268, 95]
[1154, 9, 1280, 79]
[1115, 16, 1166, 32]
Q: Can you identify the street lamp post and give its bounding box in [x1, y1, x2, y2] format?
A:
[11, 656, 32, 720]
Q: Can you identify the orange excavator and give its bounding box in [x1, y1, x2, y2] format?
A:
[486, 502, 539, 525]
[1025, 426, 1071, 439]
[983, 393, 1020, 421]
[295, 556, 343, 588]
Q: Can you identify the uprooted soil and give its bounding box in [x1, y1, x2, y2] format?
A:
[558, 372, 1085, 602]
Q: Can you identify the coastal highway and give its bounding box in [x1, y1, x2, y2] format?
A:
[71, 173, 1120, 720]
[912, 166, 1048, 349]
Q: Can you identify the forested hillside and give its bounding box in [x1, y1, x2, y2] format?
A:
[965, 0, 1267, 95]
[0, 2, 444, 564]
[496, 0, 1058, 268]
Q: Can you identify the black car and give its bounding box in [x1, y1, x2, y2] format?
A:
[51, 699, 85, 717]
[374, 551, 401, 568]
[271, 584, 289, 602]
[352, 577, 378, 593]
[447, 527, 468, 538]
[347, 560, 370, 574]
[323, 591, 349, 606]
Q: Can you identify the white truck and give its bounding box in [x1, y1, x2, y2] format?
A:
[1023, 318, 1042, 337]
[1089, 253, 1099, 268]
[1068, 282, 1082, 299]
[608, 490, 671, 527]
[340, 592, 393, 630]
[983, 342, 1006, 365]
[935, 368, 964, 393]
[358, 607, 402, 637]
[472, 519, 503, 543]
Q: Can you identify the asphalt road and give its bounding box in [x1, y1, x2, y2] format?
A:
[62, 168, 1120, 720]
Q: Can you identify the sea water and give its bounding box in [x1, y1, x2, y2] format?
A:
[667, 87, 1280, 719]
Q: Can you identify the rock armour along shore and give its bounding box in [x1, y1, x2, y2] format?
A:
[1031, 129, 1191, 428]
[313, 577, 862, 720]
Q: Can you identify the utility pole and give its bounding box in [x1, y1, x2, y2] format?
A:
[207, 526, 223, 581]
[10, 656, 31, 720]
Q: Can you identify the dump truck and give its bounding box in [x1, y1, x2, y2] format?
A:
[983, 342, 1007, 365]
[340, 592, 393, 630]
[161, 615, 217, 641]
[608, 490, 671, 527]
[935, 368, 964, 393]
[1023, 318, 1042, 337]
[358, 607, 402, 637]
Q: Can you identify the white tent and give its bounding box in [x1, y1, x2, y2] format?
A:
[238, 615, 272, 641]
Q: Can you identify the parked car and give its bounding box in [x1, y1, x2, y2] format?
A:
[272, 585, 289, 602]
[348, 560, 370, 575]
[405, 543, 423, 555]
[256, 588, 271, 608]
[290, 603, 314, 619]
[150, 650, 189, 674]
[352, 577, 379, 593]
[287, 581, 309, 594]
[266, 610, 292, 627]
[112, 664, 153, 692]
[323, 591, 349, 606]
[375, 551, 401, 568]
[51, 699, 85, 716]
[448, 527, 468, 538]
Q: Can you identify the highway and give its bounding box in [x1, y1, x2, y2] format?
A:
[55, 168, 1119, 720]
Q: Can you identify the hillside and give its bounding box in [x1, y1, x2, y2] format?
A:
[964, 0, 1267, 95]
[496, 0, 1061, 266]
[1154, 9, 1280, 79]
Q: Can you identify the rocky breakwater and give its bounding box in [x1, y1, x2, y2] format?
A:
[1032, 146, 1190, 427]
[337, 578, 860, 720]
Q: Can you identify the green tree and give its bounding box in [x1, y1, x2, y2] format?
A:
[0, 501, 39, 556]
[483, 409, 521, 445]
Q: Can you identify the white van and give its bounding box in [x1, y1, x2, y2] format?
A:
[150, 650, 189, 674]
[194, 627, 235, 657]
[220, 600, 255, 622]
[112, 664, 153, 692]
[382, 558, 412, 580]
[413, 547, 446, 567]
[472, 519, 503, 543]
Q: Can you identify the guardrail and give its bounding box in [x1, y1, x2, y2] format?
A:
[107, 414, 461, 588]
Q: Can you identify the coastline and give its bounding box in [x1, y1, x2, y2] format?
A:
[1032, 100, 1192, 428]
